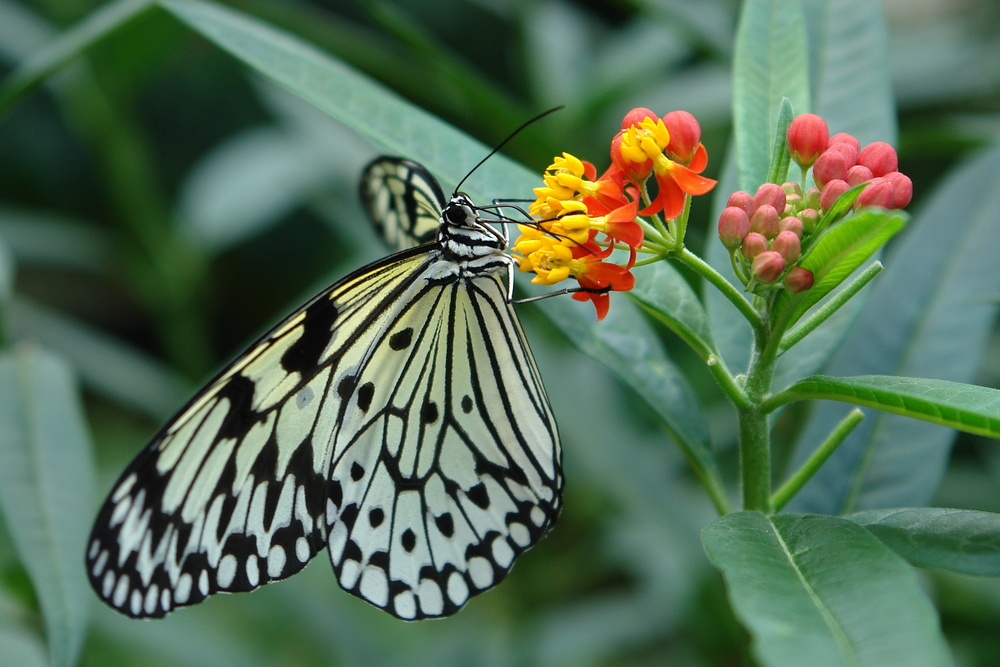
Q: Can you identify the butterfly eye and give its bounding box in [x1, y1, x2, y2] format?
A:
[445, 203, 471, 226]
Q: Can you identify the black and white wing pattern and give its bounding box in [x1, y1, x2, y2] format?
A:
[360, 157, 446, 250]
[87, 164, 562, 621]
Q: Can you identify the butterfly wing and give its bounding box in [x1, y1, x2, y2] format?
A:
[360, 157, 447, 251]
[87, 244, 561, 620]
[325, 269, 561, 619]
[86, 247, 435, 618]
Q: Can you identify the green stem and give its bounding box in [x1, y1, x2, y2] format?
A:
[675, 248, 762, 331]
[707, 354, 750, 410]
[738, 403, 772, 512]
[778, 262, 883, 353]
[771, 408, 864, 511]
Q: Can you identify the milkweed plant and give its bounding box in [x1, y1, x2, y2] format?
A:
[1, 0, 999, 666]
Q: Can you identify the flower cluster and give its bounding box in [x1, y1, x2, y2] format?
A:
[516, 108, 717, 319]
[718, 113, 912, 293]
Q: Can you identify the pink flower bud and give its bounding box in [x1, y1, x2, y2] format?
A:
[753, 183, 786, 213]
[752, 251, 786, 283]
[785, 267, 814, 293]
[621, 107, 657, 129]
[855, 177, 894, 208]
[787, 114, 829, 168]
[750, 204, 780, 238]
[799, 208, 819, 232]
[828, 133, 860, 151]
[779, 216, 803, 237]
[726, 190, 754, 214]
[663, 110, 701, 163]
[741, 232, 768, 259]
[857, 141, 898, 177]
[820, 179, 850, 211]
[718, 207, 751, 249]
[826, 142, 859, 167]
[883, 171, 913, 209]
[846, 165, 874, 186]
[782, 181, 803, 196]
[813, 150, 848, 187]
[772, 230, 801, 263]
[804, 187, 821, 210]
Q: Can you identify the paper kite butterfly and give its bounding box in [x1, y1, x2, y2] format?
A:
[85, 154, 563, 620]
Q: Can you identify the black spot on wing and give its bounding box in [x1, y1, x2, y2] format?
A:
[337, 374, 356, 400]
[421, 401, 438, 424]
[351, 462, 365, 482]
[369, 508, 384, 528]
[435, 513, 454, 537]
[281, 299, 338, 373]
[401, 528, 416, 552]
[389, 327, 413, 350]
[341, 503, 359, 530]
[461, 395, 473, 414]
[215, 374, 258, 440]
[328, 479, 343, 509]
[467, 482, 490, 510]
[357, 382, 375, 412]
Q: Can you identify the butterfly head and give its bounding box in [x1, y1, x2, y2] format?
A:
[443, 194, 478, 228]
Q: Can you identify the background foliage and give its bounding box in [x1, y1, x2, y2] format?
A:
[1, 0, 999, 665]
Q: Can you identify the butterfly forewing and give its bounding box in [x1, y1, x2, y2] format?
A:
[360, 157, 447, 250]
[88, 155, 562, 621]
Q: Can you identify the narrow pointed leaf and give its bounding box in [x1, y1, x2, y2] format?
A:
[849, 508, 1000, 576]
[767, 375, 1000, 439]
[0, 346, 95, 667]
[703, 511, 951, 667]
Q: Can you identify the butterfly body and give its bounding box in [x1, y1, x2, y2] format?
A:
[87, 158, 561, 621]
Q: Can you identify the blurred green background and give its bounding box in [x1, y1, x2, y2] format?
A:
[1, 0, 1000, 665]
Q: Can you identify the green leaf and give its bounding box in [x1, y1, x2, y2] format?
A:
[765, 97, 794, 186]
[807, 0, 897, 145]
[774, 208, 907, 331]
[789, 139, 1000, 513]
[157, 0, 538, 204]
[767, 375, 1000, 440]
[703, 511, 952, 667]
[629, 260, 717, 359]
[848, 508, 1000, 576]
[541, 297, 715, 481]
[732, 0, 809, 191]
[0, 346, 95, 667]
[0, 0, 155, 114]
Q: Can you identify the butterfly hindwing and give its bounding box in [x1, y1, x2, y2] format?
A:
[360, 157, 447, 250]
[324, 270, 561, 619]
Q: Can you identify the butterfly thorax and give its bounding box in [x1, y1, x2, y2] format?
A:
[436, 194, 508, 273]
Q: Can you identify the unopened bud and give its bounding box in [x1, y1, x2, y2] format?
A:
[741, 233, 768, 259]
[782, 181, 803, 197]
[772, 230, 801, 263]
[846, 165, 874, 186]
[799, 208, 819, 233]
[752, 251, 786, 283]
[828, 133, 860, 151]
[663, 110, 701, 163]
[779, 216, 803, 237]
[855, 177, 894, 208]
[787, 114, 829, 168]
[621, 107, 657, 129]
[784, 267, 814, 293]
[813, 150, 848, 187]
[826, 141, 859, 168]
[804, 187, 821, 210]
[857, 141, 898, 177]
[753, 183, 787, 213]
[718, 207, 751, 249]
[820, 179, 850, 211]
[750, 205, 780, 238]
[883, 171, 913, 209]
[784, 193, 802, 213]
[726, 190, 754, 214]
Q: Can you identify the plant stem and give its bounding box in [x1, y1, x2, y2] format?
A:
[771, 408, 865, 511]
[675, 248, 762, 331]
[739, 332, 776, 512]
[707, 355, 750, 410]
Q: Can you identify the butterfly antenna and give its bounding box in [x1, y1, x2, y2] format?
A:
[453, 106, 564, 195]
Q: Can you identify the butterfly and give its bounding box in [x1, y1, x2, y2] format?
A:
[85, 154, 563, 621]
